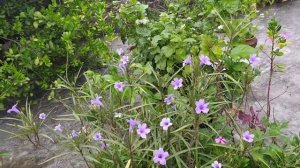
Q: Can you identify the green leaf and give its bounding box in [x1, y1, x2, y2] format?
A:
[102, 75, 119, 83]
[231, 44, 257, 60]
[183, 38, 196, 43]
[210, 144, 240, 151]
[194, 21, 203, 28]
[161, 46, 175, 58]
[34, 57, 40, 66]
[275, 63, 285, 72]
[156, 58, 166, 70]
[38, 152, 74, 165]
[274, 49, 284, 56]
[175, 48, 186, 60]
[33, 21, 39, 29]
[250, 151, 271, 168]
[151, 35, 162, 47]
[200, 34, 223, 59]
[232, 62, 248, 72]
[136, 27, 151, 37]
[0, 151, 9, 157]
[221, 0, 241, 14]
[171, 124, 192, 133]
[170, 35, 182, 42]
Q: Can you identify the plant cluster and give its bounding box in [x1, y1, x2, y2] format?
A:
[0, 0, 115, 107]
[0, 0, 276, 108]
[1, 0, 299, 168]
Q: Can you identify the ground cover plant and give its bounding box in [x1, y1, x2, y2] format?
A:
[1, 0, 300, 168]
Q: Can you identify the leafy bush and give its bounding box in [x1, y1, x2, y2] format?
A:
[117, 1, 259, 106]
[26, 16, 294, 167]
[0, 0, 115, 107]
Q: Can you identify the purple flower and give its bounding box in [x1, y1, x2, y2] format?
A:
[39, 113, 46, 120]
[137, 123, 151, 139]
[153, 148, 169, 166]
[215, 136, 227, 144]
[171, 78, 183, 90]
[91, 96, 104, 107]
[71, 130, 78, 138]
[128, 118, 140, 132]
[118, 63, 126, 73]
[114, 82, 125, 92]
[7, 104, 20, 114]
[249, 54, 260, 69]
[118, 55, 130, 73]
[117, 48, 125, 56]
[183, 56, 192, 66]
[243, 130, 254, 143]
[200, 54, 212, 66]
[160, 118, 172, 131]
[120, 56, 129, 65]
[93, 132, 102, 141]
[100, 142, 110, 150]
[211, 161, 222, 168]
[164, 94, 174, 105]
[54, 124, 63, 132]
[280, 32, 289, 39]
[195, 99, 209, 114]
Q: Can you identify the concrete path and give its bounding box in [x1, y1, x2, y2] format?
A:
[251, 0, 300, 136]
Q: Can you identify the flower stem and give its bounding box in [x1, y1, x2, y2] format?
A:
[79, 149, 91, 168]
[128, 132, 135, 168]
[267, 34, 275, 120]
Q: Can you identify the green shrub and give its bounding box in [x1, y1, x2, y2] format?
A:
[0, 0, 115, 107]
[117, 0, 259, 106]
[26, 14, 295, 167]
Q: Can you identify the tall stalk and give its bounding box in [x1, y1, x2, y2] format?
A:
[79, 148, 91, 168]
[265, 18, 285, 120]
[187, 59, 201, 168]
[266, 34, 275, 120]
[128, 132, 135, 168]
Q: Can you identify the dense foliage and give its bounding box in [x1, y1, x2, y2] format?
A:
[0, 0, 277, 108]
[118, 1, 259, 105]
[0, 0, 115, 107]
[1, 0, 299, 168]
